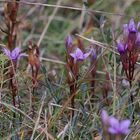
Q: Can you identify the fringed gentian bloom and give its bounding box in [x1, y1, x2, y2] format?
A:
[101, 110, 131, 135]
[70, 48, 91, 61]
[2, 47, 25, 61]
[117, 41, 128, 54]
[108, 117, 131, 135]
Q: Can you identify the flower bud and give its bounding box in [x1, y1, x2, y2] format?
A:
[117, 41, 127, 54]
[65, 35, 73, 48]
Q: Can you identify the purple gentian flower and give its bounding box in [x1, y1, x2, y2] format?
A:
[66, 35, 73, 48]
[70, 48, 91, 61]
[108, 117, 131, 135]
[117, 41, 128, 54]
[2, 47, 25, 60]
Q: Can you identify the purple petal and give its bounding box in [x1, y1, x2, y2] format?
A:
[11, 47, 21, 60]
[83, 51, 91, 60]
[120, 120, 131, 134]
[108, 127, 118, 134]
[70, 48, 90, 61]
[121, 129, 130, 135]
[75, 48, 83, 55]
[123, 24, 129, 37]
[108, 117, 121, 134]
[75, 48, 84, 60]
[2, 48, 11, 58]
[70, 53, 77, 60]
[66, 35, 73, 48]
[101, 110, 109, 124]
[128, 19, 137, 33]
[12, 47, 21, 54]
[120, 128, 130, 135]
[117, 41, 126, 53]
[109, 117, 119, 128]
[125, 44, 128, 50]
[120, 120, 131, 128]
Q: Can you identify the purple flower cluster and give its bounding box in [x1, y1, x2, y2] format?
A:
[117, 18, 140, 54]
[101, 110, 131, 135]
[117, 19, 140, 86]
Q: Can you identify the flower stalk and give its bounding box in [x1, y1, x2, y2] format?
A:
[2, 1, 20, 114]
[65, 36, 78, 117]
[65, 35, 91, 117]
[0, 1, 22, 131]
